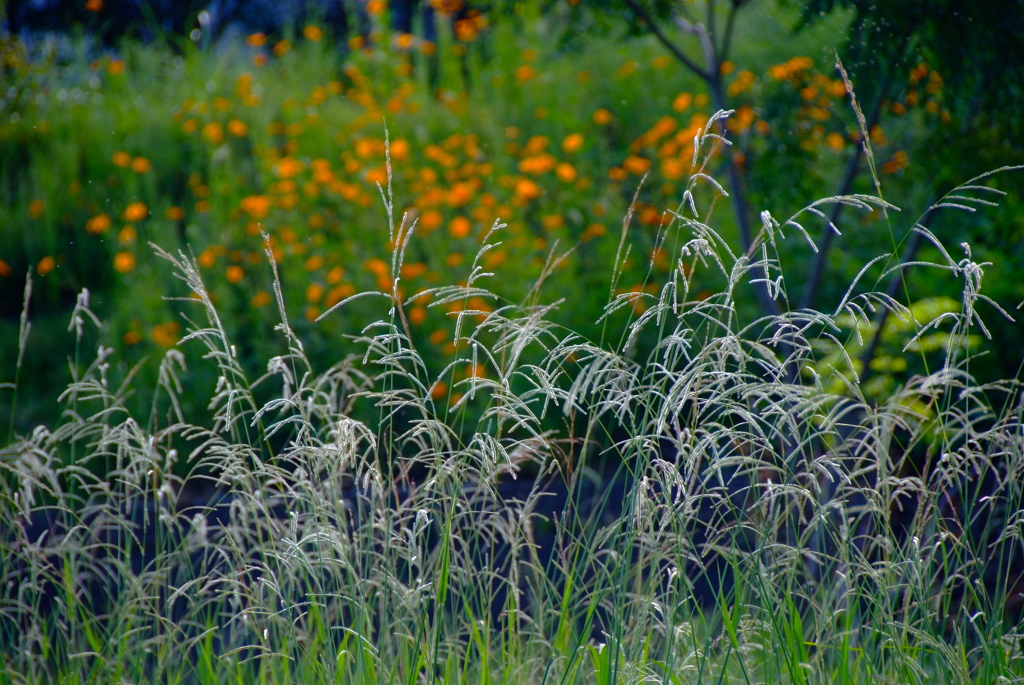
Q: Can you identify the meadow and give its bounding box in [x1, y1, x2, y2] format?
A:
[2, 3, 1024, 683]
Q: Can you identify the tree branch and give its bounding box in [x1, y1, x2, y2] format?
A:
[622, 0, 711, 82]
[799, 86, 886, 312]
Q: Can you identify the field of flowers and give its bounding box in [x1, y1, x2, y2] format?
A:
[0, 3, 1007, 440]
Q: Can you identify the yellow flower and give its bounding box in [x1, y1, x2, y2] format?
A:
[113, 251, 135, 273]
[122, 202, 148, 222]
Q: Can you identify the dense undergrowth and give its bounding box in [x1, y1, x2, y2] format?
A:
[7, 4, 1021, 441]
[2, 114, 1023, 681]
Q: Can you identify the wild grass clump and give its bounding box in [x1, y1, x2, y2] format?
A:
[1, 117, 1023, 684]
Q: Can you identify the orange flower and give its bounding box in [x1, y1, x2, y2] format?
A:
[562, 133, 584, 153]
[449, 216, 472, 239]
[246, 33, 267, 47]
[555, 162, 577, 183]
[227, 119, 248, 137]
[37, 256, 55, 275]
[225, 265, 245, 283]
[240, 195, 271, 219]
[623, 155, 651, 175]
[273, 40, 290, 57]
[593, 108, 613, 125]
[0, 259, 10, 278]
[420, 209, 443, 232]
[112, 250, 134, 273]
[306, 283, 324, 303]
[367, 0, 386, 14]
[28, 198, 44, 219]
[202, 121, 224, 145]
[514, 65, 536, 83]
[825, 132, 846, 152]
[303, 25, 323, 41]
[409, 306, 427, 325]
[112, 151, 132, 167]
[122, 202, 148, 222]
[131, 156, 151, 174]
[513, 177, 542, 202]
[107, 59, 124, 75]
[275, 157, 305, 178]
[118, 225, 136, 244]
[122, 330, 141, 345]
[430, 380, 448, 399]
[85, 0, 102, 10]
[151, 321, 181, 347]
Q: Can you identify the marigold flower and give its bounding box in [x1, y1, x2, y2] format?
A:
[131, 156, 151, 174]
[118, 225, 136, 244]
[555, 162, 577, 183]
[28, 198, 44, 219]
[593, 108, 613, 125]
[247, 33, 267, 47]
[86, 0, 102, 10]
[409, 306, 427, 326]
[561, 133, 584, 154]
[37, 256, 55, 276]
[513, 177, 542, 202]
[514, 65, 536, 83]
[305, 283, 324, 303]
[112, 151, 132, 167]
[113, 251, 135, 273]
[202, 121, 224, 145]
[652, 55, 671, 69]
[122, 330, 141, 345]
[449, 216, 472, 239]
[623, 155, 651, 175]
[825, 132, 846, 152]
[0, 259, 10, 278]
[273, 40, 290, 57]
[151, 321, 181, 347]
[225, 265, 245, 283]
[303, 25, 323, 41]
[227, 119, 248, 137]
[107, 59, 124, 75]
[122, 202, 148, 222]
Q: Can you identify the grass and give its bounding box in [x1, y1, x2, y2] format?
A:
[2, 108, 1023, 682]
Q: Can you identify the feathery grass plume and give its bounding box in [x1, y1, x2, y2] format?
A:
[1, 118, 1023, 683]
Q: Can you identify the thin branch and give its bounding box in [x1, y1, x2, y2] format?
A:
[799, 84, 887, 312]
[623, 0, 711, 82]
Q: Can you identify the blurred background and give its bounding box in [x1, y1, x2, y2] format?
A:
[2, 0, 1022, 458]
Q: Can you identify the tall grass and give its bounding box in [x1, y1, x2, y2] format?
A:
[1, 116, 1022, 684]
